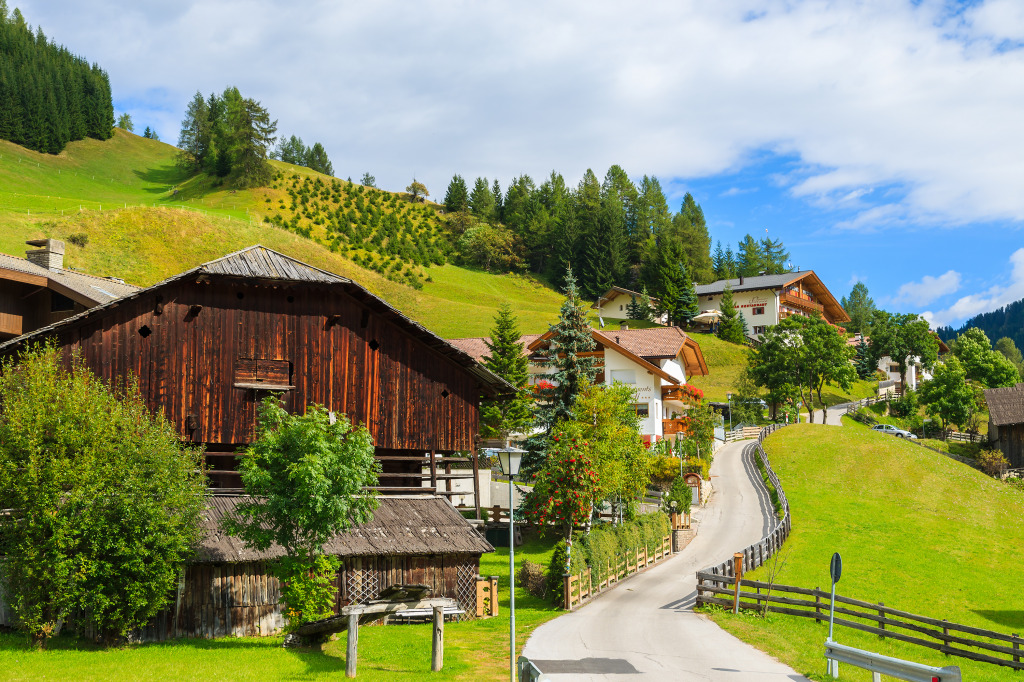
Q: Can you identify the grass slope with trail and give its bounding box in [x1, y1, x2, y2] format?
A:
[0, 132, 563, 338]
[708, 420, 1024, 681]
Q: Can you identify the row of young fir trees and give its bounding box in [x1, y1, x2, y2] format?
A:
[477, 268, 717, 581]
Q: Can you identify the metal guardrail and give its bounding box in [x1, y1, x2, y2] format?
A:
[518, 655, 550, 681]
[825, 639, 962, 681]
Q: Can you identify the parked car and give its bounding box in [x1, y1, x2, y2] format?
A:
[871, 423, 918, 439]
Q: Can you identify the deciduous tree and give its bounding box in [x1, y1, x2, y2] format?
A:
[869, 311, 939, 391]
[919, 356, 975, 436]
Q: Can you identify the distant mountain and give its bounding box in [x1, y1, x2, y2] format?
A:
[936, 298, 1024, 350]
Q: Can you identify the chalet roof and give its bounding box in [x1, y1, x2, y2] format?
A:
[197, 495, 493, 563]
[984, 383, 1024, 426]
[694, 270, 850, 324]
[591, 286, 660, 309]
[448, 327, 708, 378]
[0, 252, 139, 305]
[0, 245, 512, 397]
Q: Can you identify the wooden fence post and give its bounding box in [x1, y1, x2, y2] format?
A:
[878, 603, 885, 636]
[942, 620, 950, 656]
[1013, 633, 1019, 668]
[815, 587, 821, 622]
[733, 552, 744, 614]
[490, 576, 499, 616]
[431, 605, 444, 672]
[346, 612, 359, 678]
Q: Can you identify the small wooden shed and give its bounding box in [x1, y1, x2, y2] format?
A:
[135, 496, 493, 641]
[985, 383, 1024, 468]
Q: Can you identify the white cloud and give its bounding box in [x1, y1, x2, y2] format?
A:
[893, 270, 962, 307]
[13, 0, 1024, 228]
[922, 249, 1024, 327]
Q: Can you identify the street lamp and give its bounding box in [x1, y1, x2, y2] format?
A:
[495, 445, 525, 682]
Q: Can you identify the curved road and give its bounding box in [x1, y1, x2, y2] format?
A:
[521, 440, 808, 681]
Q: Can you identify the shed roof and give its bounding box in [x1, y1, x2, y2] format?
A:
[197, 495, 493, 563]
[0, 252, 139, 305]
[985, 383, 1024, 426]
[0, 245, 512, 397]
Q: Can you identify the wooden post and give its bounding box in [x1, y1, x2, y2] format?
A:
[431, 605, 444, 672]
[733, 552, 743, 614]
[1013, 633, 1019, 667]
[815, 587, 821, 622]
[942, 620, 950, 656]
[490, 576, 499, 616]
[563, 575, 571, 610]
[346, 612, 359, 678]
[878, 602, 885, 636]
[429, 449, 437, 491]
[471, 447, 481, 521]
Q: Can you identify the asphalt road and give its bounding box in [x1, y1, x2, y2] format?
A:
[521, 440, 809, 681]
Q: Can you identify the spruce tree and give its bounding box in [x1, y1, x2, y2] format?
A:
[855, 338, 874, 379]
[676, 262, 699, 327]
[626, 292, 651, 322]
[444, 174, 469, 214]
[717, 284, 746, 344]
[737, 235, 764, 277]
[305, 142, 333, 176]
[525, 266, 598, 474]
[480, 304, 532, 440]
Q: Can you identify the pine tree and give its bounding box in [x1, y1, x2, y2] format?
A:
[305, 142, 333, 176]
[116, 112, 133, 132]
[673, 193, 714, 283]
[650, 238, 687, 325]
[176, 91, 211, 173]
[626, 293, 649, 321]
[855, 338, 874, 379]
[525, 266, 598, 474]
[444, 174, 469, 213]
[480, 304, 533, 440]
[737, 235, 764, 277]
[712, 241, 726, 279]
[761, 236, 790, 274]
[676, 263, 699, 326]
[469, 177, 495, 220]
[228, 96, 277, 187]
[723, 244, 737, 278]
[717, 284, 746, 344]
[491, 179, 504, 220]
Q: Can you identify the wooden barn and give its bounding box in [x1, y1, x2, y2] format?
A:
[985, 383, 1024, 468]
[0, 245, 507, 639]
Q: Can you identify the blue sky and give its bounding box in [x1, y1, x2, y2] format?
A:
[15, 0, 1024, 329]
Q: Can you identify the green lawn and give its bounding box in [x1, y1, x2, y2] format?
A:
[685, 333, 749, 402]
[0, 537, 562, 681]
[707, 422, 1024, 681]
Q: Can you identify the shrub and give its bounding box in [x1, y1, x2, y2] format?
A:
[889, 390, 919, 418]
[978, 449, 1009, 478]
[518, 561, 547, 598]
[66, 232, 88, 248]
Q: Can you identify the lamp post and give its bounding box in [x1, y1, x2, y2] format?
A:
[496, 445, 525, 682]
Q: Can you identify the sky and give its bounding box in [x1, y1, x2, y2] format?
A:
[15, 0, 1024, 330]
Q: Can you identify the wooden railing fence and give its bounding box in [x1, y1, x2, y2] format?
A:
[563, 534, 672, 609]
[697, 422, 792, 579]
[696, 574, 1024, 672]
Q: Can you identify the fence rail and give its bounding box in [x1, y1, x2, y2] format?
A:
[564, 534, 672, 610]
[696, 422, 792, 580]
[696, 574, 1024, 672]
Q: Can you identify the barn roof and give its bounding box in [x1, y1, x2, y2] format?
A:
[0, 245, 512, 397]
[0, 252, 139, 306]
[984, 383, 1024, 426]
[197, 495, 493, 562]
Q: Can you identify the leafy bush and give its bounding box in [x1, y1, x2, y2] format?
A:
[889, 389, 919, 418]
[978, 449, 1009, 478]
[663, 476, 693, 515]
[518, 561, 547, 598]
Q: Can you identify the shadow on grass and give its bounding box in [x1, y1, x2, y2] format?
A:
[971, 610, 1024, 630]
[133, 164, 191, 193]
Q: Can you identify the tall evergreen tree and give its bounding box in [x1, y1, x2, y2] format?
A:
[737, 234, 764, 277]
[855, 337, 874, 379]
[673, 193, 714, 283]
[712, 241, 727, 279]
[649, 238, 687, 325]
[480, 304, 533, 440]
[227, 95, 277, 187]
[676, 263, 699, 326]
[722, 244, 737, 278]
[176, 91, 211, 173]
[761, 236, 790, 274]
[469, 176, 495, 220]
[305, 142, 333, 176]
[491, 179, 504, 220]
[841, 282, 875, 336]
[443, 174, 469, 214]
[717, 284, 746, 344]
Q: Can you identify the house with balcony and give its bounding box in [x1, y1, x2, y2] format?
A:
[693, 271, 850, 339]
[591, 286, 667, 325]
[449, 325, 709, 445]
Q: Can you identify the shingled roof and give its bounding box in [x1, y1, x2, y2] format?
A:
[197, 495, 493, 562]
[0, 252, 139, 305]
[0, 245, 512, 397]
[985, 383, 1024, 426]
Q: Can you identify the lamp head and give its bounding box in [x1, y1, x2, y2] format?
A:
[495, 445, 526, 477]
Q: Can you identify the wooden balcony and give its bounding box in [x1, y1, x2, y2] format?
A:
[662, 418, 688, 436]
[780, 291, 824, 314]
[662, 386, 685, 401]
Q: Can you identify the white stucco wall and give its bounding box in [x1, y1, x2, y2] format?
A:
[603, 350, 662, 438]
[697, 288, 779, 336]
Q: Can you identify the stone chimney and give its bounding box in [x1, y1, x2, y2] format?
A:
[26, 239, 65, 271]
[738, 275, 744, 285]
[619, 321, 629, 331]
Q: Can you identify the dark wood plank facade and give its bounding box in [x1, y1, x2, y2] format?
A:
[37, 279, 480, 452]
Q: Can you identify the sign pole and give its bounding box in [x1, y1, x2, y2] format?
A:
[827, 552, 842, 678]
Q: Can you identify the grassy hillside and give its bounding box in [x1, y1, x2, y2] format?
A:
[0, 133, 563, 338]
[709, 421, 1024, 681]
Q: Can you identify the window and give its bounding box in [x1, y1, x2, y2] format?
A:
[633, 403, 649, 418]
[753, 325, 766, 335]
[752, 306, 765, 315]
[619, 304, 624, 311]
[609, 369, 636, 384]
